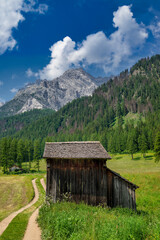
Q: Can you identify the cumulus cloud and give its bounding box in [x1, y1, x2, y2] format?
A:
[10, 88, 18, 93]
[26, 68, 38, 77]
[0, 81, 3, 86]
[39, 37, 76, 80]
[0, 0, 48, 55]
[38, 5, 148, 80]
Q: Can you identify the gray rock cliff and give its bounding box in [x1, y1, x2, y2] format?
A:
[0, 68, 109, 117]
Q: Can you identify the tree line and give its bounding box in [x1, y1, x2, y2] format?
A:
[1, 55, 160, 167]
[0, 138, 42, 173]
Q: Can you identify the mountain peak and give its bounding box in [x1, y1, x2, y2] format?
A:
[0, 68, 108, 117]
[60, 68, 95, 81]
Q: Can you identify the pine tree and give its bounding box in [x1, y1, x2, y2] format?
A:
[24, 140, 33, 170]
[127, 132, 138, 160]
[27, 140, 34, 171]
[0, 138, 9, 173]
[17, 139, 24, 168]
[33, 139, 41, 171]
[154, 131, 160, 162]
[9, 138, 17, 166]
[138, 134, 148, 158]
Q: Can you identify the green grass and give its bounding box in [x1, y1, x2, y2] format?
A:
[124, 112, 145, 126]
[0, 175, 46, 240]
[38, 202, 160, 240]
[107, 152, 160, 173]
[38, 152, 160, 240]
[39, 158, 47, 172]
[21, 158, 47, 173]
[108, 152, 160, 215]
[0, 175, 34, 222]
[112, 112, 145, 128]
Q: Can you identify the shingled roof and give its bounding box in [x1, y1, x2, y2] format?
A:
[43, 141, 111, 160]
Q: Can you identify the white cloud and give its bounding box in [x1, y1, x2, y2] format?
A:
[39, 37, 76, 80]
[22, 0, 48, 14]
[38, 5, 148, 80]
[26, 68, 38, 77]
[10, 88, 18, 93]
[26, 68, 34, 77]
[149, 21, 160, 39]
[0, 81, 3, 86]
[0, 0, 48, 55]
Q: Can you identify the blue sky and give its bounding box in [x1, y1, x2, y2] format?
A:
[0, 0, 160, 103]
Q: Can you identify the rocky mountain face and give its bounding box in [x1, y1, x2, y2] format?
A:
[0, 102, 4, 107]
[0, 68, 109, 117]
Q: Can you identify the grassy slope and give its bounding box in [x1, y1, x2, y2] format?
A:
[108, 152, 160, 215]
[38, 152, 160, 240]
[0, 175, 34, 222]
[107, 152, 160, 173]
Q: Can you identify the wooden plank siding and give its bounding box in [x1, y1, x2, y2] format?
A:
[46, 159, 138, 210]
[106, 168, 137, 210]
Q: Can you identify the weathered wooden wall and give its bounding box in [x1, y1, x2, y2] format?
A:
[106, 168, 136, 210]
[46, 159, 137, 210]
[47, 158, 107, 205]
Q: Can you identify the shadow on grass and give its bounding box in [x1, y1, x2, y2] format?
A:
[136, 209, 149, 216]
[133, 157, 141, 161]
[115, 156, 122, 160]
[144, 155, 154, 161]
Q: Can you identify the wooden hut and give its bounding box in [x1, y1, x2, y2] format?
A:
[43, 141, 138, 210]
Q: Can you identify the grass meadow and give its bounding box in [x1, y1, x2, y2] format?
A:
[0, 175, 34, 222]
[0, 158, 47, 222]
[0, 154, 160, 239]
[0, 177, 45, 240]
[0, 160, 46, 240]
[38, 152, 160, 240]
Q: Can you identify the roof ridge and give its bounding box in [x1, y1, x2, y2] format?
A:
[46, 141, 101, 144]
[43, 141, 112, 160]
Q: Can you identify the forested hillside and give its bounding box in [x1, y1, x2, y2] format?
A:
[1, 55, 160, 170]
[0, 109, 54, 138]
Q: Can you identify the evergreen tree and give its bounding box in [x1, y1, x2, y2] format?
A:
[138, 134, 148, 158]
[33, 139, 41, 171]
[9, 138, 17, 166]
[0, 138, 9, 173]
[154, 131, 160, 162]
[127, 132, 138, 160]
[28, 140, 34, 170]
[24, 140, 33, 170]
[17, 139, 24, 168]
[116, 101, 122, 118]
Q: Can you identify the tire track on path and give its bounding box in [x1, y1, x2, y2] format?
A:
[0, 179, 39, 236]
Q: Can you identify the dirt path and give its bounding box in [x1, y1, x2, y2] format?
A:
[40, 178, 46, 192]
[23, 207, 41, 240]
[23, 178, 46, 240]
[0, 179, 39, 236]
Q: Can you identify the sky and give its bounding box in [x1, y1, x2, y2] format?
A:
[0, 0, 160, 103]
